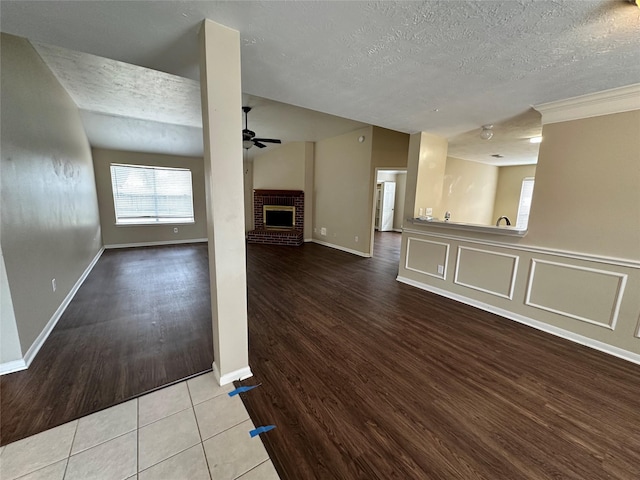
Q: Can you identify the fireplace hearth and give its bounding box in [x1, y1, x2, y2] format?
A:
[248, 190, 304, 246]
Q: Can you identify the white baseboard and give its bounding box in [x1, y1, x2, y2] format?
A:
[105, 238, 208, 249]
[312, 239, 371, 258]
[396, 275, 640, 366]
[17, 247, 106, 372]
[0, 358, 27, 375]
[213, 362, 253, 386]
[304, 238, 313, 243]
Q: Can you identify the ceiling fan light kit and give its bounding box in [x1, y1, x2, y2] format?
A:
[480, 124, 494, 140]
[242, 106, 282, 150]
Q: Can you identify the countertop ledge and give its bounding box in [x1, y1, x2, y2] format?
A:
[407, 218, 528, 237]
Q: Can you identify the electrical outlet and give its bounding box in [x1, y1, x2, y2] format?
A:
[426, 208, 433, 216]
[355, 235, 359, 242]
[321, 227, 327, 236]
[437, 265, 444, 275]
[52, 278, 57, 292]
[419, 208, 424, 216]
[314, 227, 317, 233]
[173, 227, 179, 234]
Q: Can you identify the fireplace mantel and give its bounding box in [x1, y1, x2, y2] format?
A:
[254, 189, 303, 196]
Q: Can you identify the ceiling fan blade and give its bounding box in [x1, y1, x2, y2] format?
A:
[254, 141, 267, 148]
[253, 138, 281, 144]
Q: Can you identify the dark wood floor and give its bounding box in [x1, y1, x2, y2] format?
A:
[238, 232, 640, 480]
[0, 244, 213, 445]
[3, 234, 640, 480]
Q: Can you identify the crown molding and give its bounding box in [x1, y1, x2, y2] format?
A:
[534, 84, 640, 125]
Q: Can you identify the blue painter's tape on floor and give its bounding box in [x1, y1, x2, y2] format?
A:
[228, 384, 261, 396]
[249, 425, 276, 437]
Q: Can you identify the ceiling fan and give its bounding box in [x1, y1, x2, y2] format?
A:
[242, 106, 282, 149]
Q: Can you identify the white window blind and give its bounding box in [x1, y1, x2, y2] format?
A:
[516, 177, 535, 230]
[110, 164, 194, 225]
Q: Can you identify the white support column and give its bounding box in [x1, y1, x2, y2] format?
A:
[199, 20, 252, 385]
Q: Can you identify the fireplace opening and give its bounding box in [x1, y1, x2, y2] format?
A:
[264, 205, 295, 229]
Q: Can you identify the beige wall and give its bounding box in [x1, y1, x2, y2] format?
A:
[399, 109, 640, 358]
[371, 127, 410, 170]
[252, 141, 314, 239]
[370, 127, 410, 245]
[314, 126, 373, 253]
[492, 165, 537, 225]
[394, 173, 407, 231]
[526, 111, 640, 259]
[410, 132, 448, 220]
[441, 156, 498, 225]
[93, 148, 207, 246]
[0, 34, 102, 355]
[254, 141, 307, 189]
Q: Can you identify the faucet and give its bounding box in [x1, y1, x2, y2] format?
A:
[496, 216, 511, 227]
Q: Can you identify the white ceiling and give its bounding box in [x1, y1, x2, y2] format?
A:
[2, 1, 640, 164]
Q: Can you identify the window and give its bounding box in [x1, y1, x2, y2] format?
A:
[110, 164, 194, 225]
[516, 177, 535, 229]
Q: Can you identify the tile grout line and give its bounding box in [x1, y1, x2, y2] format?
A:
[137, 382, 204, 473]
[198, 417, 254, 444]
[69, 428, 139, 457]
[187, 379, 213, 479]
[136, 398, 140, 477]
[62, 420, 80, 479]
[234, 459, 271, 480]
[138, 404, 193, 429]
[68, 402, 140, 456]
[137, 442, 202, 476]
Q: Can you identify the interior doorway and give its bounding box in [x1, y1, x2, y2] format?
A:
[370, 168, 407, 257]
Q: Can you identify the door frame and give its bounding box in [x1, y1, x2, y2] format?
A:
[369, 167, 407, 257]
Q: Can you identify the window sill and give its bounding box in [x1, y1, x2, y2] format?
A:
[114, 221, 195, 227]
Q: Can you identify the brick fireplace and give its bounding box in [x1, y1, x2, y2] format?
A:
[247, 190, 304, 246]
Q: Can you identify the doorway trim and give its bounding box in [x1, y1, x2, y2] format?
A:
[369, 167, 407, 257]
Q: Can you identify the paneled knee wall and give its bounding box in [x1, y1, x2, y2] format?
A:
[398, 229, 640, 363]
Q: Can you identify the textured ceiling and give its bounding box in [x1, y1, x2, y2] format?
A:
[2, 0, 640, 162]
[448, 109, 542, 166]
[33, 42, 367, 157]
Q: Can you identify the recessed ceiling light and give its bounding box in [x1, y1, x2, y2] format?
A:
[529, 136, 542, 144]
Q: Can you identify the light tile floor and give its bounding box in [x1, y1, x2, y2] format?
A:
[0, 373, 280, 480]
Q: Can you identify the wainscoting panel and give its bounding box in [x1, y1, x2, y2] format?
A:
[454, 247, 519, 300]
[525, 259, 627, 330]
[405, 238, 449, 280]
